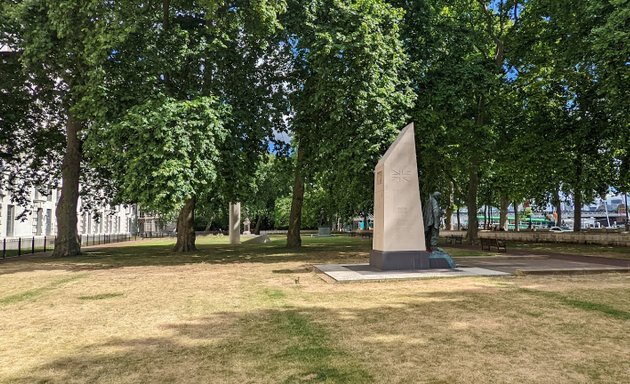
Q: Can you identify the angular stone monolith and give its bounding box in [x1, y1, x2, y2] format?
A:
[229, 202, 241, 245]
[370, 123, 430, 270]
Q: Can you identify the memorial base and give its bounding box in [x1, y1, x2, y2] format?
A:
[370, 250, 432, 270]
[370, 248, 457, 270]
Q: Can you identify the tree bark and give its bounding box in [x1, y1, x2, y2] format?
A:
[499, 194, 509, 231]
[466, 161, 480, 242]
[52, 114, 82, 257]
[445, 181, 454, 230]
[573, 190, 582, 232]
[483, 203, 488, 229]
[254, 215, 262, 235]
[456, 207, 461, 230]
[553, 187, 562, 226]
[174, 197, 196, 252]
[287, 145, 305, 248]
[573, 159, 583, 232]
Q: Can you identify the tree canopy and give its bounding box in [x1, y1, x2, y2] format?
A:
[2, 0, 628, 251]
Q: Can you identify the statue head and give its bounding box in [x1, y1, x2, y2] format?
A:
[432, 191, 442, 201]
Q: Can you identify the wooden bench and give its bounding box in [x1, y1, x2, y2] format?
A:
[445, 235, 464, 245]
[480, 237, 507, 252]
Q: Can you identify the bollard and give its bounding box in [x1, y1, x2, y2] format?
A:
[44, 236, 47, 252]
[32, 236, 35, 254]
[18, 237, 21, 256]
[2, 238, 5, 259]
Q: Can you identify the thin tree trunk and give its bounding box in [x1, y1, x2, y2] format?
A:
[573, 159, 583, 232]
[499, 194, 508, 231]
[287, 145, 305, 248]
[53, 114, 82, 257]
[254, 215, 262, 235]
[204, 215, 214, 233]
[445, 181, 454, 230]
[513, 201, 519, 231]
[553, 188, 562, 226]
[456, 207, 461, 231]
[573, 190, 582, 232]
[174, 197, 196, 252]
[483, 204, 488, 229]
[466, 161, 480, 242]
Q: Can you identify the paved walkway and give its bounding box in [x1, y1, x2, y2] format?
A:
[454, 255, 629, 275]
[314, 263, 509, 283]
[316, 245, 630, 282]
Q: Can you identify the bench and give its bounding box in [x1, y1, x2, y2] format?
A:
[445, 235, 464, 245]
[480, 237, 507, 252]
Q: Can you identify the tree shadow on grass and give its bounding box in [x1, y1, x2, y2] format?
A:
[8, 288, 630, 384]
[7, 307, 377, 384]
[0, 237, 373, 275]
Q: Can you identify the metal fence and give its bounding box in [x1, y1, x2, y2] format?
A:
[1, 233, 137, 260]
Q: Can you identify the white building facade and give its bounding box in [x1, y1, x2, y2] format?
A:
[0, 185, 138, 239]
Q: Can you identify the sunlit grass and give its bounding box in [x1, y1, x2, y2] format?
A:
[0, 236, 628, 383]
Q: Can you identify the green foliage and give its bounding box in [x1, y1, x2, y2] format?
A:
[90, 96, 228, 215]
[509, 0, 625, 209]
[274, 185, 327, 229]
[285, 0, 414, 219]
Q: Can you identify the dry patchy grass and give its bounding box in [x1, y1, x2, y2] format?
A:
[0, 236, 628, 383]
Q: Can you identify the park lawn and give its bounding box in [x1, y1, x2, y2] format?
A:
[510, 242, 630, 260]
[0, 236, 628, 384]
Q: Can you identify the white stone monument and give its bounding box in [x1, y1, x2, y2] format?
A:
[229, 202, 241, 245]
[243, 218, 251, 235]
[370, 123, 430, 270]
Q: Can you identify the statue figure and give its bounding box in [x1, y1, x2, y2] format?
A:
[318, 208, 326, 227]
[423, 191, 443, 251]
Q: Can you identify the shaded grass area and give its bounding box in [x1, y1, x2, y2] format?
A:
[0, 236, 629, 383]
[0, 235, 372, 275]
[0, 274, 85, 306]
[520, 288, 630, 320]
[78, 292, 124, 301]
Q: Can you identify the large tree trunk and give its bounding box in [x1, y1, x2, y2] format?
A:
[466, 161, 480, 242]
[287, 145, 305, 248]
[499, 194, 509, 231]
[174, 197, 196, 252]
[553, 187, 562, 226]
[53, 114, 82, 257]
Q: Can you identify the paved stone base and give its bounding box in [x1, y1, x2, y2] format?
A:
[456, 256, 629, 275]
[314, 263, 509, 282]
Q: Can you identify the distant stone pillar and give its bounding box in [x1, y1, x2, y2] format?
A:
[243, 218, 251, 235]
[229, 202, 241, 245]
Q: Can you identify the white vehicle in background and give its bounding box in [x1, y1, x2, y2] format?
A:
[549, 226, 572, 233]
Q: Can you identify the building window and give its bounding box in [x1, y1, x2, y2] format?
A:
[46, 209, 52, 236]
[6, 205, 15, 237]
[35, 208, 43, 236]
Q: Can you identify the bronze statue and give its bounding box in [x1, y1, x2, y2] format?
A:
[423, 191, 443, 251]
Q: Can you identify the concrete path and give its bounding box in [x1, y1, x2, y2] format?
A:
[455, 255, 629, 275]
[314, 263, 509, 283]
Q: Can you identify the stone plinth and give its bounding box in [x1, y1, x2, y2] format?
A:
[243, 218, 251, 235]
[370, 123, 429, 270]
[229, 202, 241, 245]
[318, 226, 332, 237]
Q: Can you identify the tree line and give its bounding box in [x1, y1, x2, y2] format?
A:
[1, 0, 627, 255]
